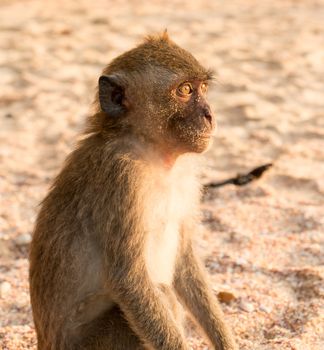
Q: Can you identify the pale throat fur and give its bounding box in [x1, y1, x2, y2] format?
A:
[142, 153, 202, 285]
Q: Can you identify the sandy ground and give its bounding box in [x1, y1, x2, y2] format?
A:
[0, 0, 324, 349]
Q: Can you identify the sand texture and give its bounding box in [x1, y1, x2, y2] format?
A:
[0, 0, 323, 349]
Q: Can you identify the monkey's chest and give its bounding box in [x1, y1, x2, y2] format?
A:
[143, 164, 198, 286]
[144, 185, 185, 285]
[145, 217, 180, 285]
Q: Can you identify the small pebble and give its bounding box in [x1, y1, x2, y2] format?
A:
[15, 233, 32, 246]
[0, 281, 11, 297]
[239, 300, 254, 313]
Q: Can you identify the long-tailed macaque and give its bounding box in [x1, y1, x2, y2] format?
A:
[29, 32, 238, 350]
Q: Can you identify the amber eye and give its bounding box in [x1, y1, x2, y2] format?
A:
[201, 82, 208, 93]
[177, 83, 193, 96]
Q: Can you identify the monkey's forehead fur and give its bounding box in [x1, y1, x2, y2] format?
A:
[103, 32, 213, 81]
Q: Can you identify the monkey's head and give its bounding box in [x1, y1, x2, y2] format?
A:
[97, 32, 216, 157]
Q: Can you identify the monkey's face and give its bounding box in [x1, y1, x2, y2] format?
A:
[165, 80, 216, 155]
[98, 73, 216, 156]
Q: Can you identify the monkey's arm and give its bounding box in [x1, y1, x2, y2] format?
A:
[174, 241, 238, 350]
[109, 265, 188, 350]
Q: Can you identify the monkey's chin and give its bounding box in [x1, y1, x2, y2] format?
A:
[197, 140, 213, 153]
[185, 137, 213, 154]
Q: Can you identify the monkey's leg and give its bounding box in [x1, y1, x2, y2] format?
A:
[76, 306, 145, 350]
[174, 242, 238, 350]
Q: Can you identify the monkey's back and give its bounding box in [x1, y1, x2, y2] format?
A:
[29, 134, 137, 345]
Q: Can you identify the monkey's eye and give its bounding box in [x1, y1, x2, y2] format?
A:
[201, 82, 208, 94]
[177, 83, 193, 96]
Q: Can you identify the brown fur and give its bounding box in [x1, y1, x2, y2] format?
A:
[29, 33, 237, 350]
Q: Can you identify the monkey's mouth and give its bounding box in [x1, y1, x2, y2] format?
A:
[199, 132, 214, 139]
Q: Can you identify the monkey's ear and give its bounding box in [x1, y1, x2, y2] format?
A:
[98, 75, 127, 117]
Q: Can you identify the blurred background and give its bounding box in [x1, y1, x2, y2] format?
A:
[0, 0, 323, 349]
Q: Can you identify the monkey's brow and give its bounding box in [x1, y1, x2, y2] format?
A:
[177, 71, 215, 84]
[168, 70, 215, 90]
[189, 69, 215, 82]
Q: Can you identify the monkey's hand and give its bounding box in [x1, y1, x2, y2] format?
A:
[109, 266, 189, 350]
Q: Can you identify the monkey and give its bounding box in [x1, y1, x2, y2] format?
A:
[29, 32, 238, 350]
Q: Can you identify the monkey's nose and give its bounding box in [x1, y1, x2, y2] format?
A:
[203, 109, 213, 127]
